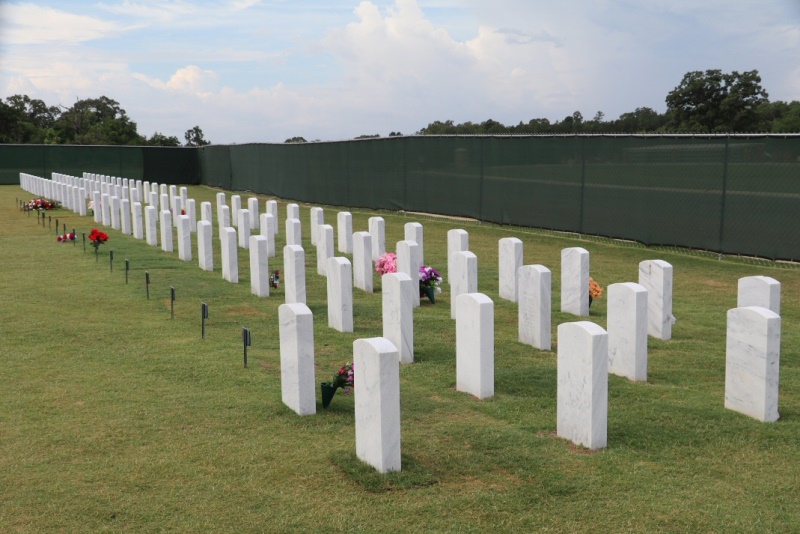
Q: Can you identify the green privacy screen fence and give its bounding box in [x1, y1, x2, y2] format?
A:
[3, 136, 799, 260]
[201, 135, 800, 262]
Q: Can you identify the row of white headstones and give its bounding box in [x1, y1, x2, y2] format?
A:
[20, 172, 783, 474]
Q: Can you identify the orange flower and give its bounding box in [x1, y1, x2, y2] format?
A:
[589, 277, 603, 299]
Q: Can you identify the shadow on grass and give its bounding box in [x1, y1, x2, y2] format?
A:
[330, 451, 440, 493]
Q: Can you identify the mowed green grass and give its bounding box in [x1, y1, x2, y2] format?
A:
[1, 183, 799, 532]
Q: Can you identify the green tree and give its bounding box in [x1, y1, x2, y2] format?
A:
[147, 131, 181, 146]
[355, 134, 380, 139]
[612, 107, 666, 133]
[665, 69, 769, 132]
[184, 125, 210, 146]
[53, 96, 144, 144]
[284, 136, 307, 143]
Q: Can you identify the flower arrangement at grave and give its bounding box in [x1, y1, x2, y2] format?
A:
[88, 228, 109, 260]
[26, 198, 60, 211]
[56, 232, 76, 243]
[419, 265, 443, 303]
[375, 252, 397, 275]
[320, 361, 354, 408]
[589, 277, 604, 307]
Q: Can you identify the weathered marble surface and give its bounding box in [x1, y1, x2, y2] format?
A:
[221, 227, 238, 283]
[249, 235, 270, 297]
[557, 321, 608, 450]
[177, 214, 192, 261]
[93, 191, 102, 223]
[354, 337, 401, 473]
[185, 199, 197, 232]
[725, 306, 781, 422]
[353, 231, 373, 293]
[310, 207, 323, 246]
[499, 237, 523, 302]
[607, 282, 648, 381]
[518, 265, 551, 350]
[638, 259, 674, 340]
[397, 240, 421, 307]
[218, 205, 231, 238]
[132, 201, 144, 240]
[145, 206, 158, 246]
[248, 197, 259, 230]
[382, 273, 414, 364]
[404, 223, 424, 265]
[286, 218, 302, 247]
[266, 200, 279, 235]
[327, 256, 353, 332]
[368, 216, 385, 260]
[287, 203, 300, 221]
[738, 276, 780, 315]
[110, 196, 121, 230]
[561, 247, 589, 316]
[284, 245, 306, 305]
[160, 209, 173, 252]
[238, 209, 251, 249]
[317, 224, 334, 276]
[197, 221, 214, 271]
[120, 198, 132, 235]
[201, 201, 213, 227]
[447, 229, 469, 285]
[456, 293, 494, 399]
[260, 213, 275, 257]
[279, 303, 316, 416]
[451, 251, 478, 319]
[338, 212, 353, 254]
[231, 195, 242, 227]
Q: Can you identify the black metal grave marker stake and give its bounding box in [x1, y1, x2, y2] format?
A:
[125, 259, 130, 284]
[48, 216, 51, 229]
[201, 302, 209, 339]
[109, 250, 114, 272]
[145, 271, 150, 300]
[242, 327, 251, 368]
[170, 287, 175, 319]
[72, 228, 76, 246]
[82, 232, 86, 252]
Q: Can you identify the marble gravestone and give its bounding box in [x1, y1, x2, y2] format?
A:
[557, 321, 608, 450]
[368, 216, 385, 260]
[447, 229, 469, 285]
[120, 198, 132, 235]
[145, 206, 158, 246]
[160, 210, 173, 252]
[317, 224, 334, 276]
[404, 222, 424, 265]
[518, 265, 551, 351]
[110, 196, 121, 230]
[284, 245, 306, 305]
[382, 272, 414, 364]
[132, 201, 144, 240]
[287, 203, 300, 222]
[327, 257, 353, 333]
[177, 214, 192, 261]
[247, 197, 259, 230]
[638, 260, 675, 340]
[499, 237, 523, 302]
[279, 303, 316, 416]
[561, 247, 589, 316]
[451, 251, 478, 320]
[607, 282, 648, 382]
[337, 212, 353, 254]
[725, 306, 780, 422]
[221, 227, 238, 283]
[456, 293, 494, 399]
[185, 198, 196, 232]
[92, 191, 102, 223]
[353, 231, 373, 293]
[396, 240, 421, 307]
[249, 235, 270, 297]
[201, 201, 213, 228]
[231, 195, 242, 227]
[310, 207, 323, 246]
[238, 209, 251, 249]
[737, 276, 780, 315]
[266, 200, 279, 235]
[354, 337, 402, 474]
[197, 220, 214, 272]
[260, 213, 276, 257]
[173, 197, 183, 227]
[286, 218, 302, 247]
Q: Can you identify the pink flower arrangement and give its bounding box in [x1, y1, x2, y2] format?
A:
[375, 252, 397, 275]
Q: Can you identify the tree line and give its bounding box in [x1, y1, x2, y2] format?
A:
[3, 70, 799, 146]
[0, 95, 211, 146]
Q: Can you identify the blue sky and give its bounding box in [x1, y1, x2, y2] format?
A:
[2, 0, 799, 143]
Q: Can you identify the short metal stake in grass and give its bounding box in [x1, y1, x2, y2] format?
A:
[125, 259, 130, 284]
[242, 327, 251, 368]
[170, 287, 176, 319]
[63, 223, 66, 235]
[72, 228, 76, 246]
[48, 216, 51, 229]
[201, 302, 209, 339]
[55, 219, 58, 234]
[110, 250, 114, 272]
[82, 232, 86, 252]
[145, 271, 150, 300]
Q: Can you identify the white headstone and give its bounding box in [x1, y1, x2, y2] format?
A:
[557, 321, 608, 450]
[201, 201, 213, 227]
[369, 216, 385, 260]
[132, 201, 144, 240]
[110, 196, 121, 230]
[145, 206, 158, 246]
[218, 205, 231, 237]
[518, 265, 551, 351]
[287, 203, 299, 221]
[404, 222, 424, 265]
[92, 191, 102, 223]
[499, 237, 523, 302]
[561, 247, 589, 316]
[173, 196, 183, 227]
[160, 193, 169, 214]
[284, 245, 306, 305]
[177, 214, 192, 261]
[216, 192, 226, 210]
[248, 197, 259, 229]
[310, 207, 323, 246]
[317, 224, 334, 276]
[238, 209, 251, 249]
[353, 231, 373, 293]
[260, 213, 275, 257]
[397, 240, 421, 307]
[354, 337, 401, 474]
[78, 187, 87, 216]
[382, 272, 414, 364]
[286, 218, 302, 247]
[338, 212, 353, 254]
[197, 221, 214, 272]
[451, 251, 478, 319]
[447, 229, 469, 285]
[327, 257, 353, 333]
[169, 185, 177, 212]
[737, 276, 780, 315]
[221, 227, 238, 283]
[607, 282, 648, 382]
[231, 195, 242, 227]
[266, 200, 279, 235]
[279, 303, 316, 416]
[160, 210, 173, 252]
[456, 293, 494, 399]
[185, 198, 196, 232]
[120, 198, 131, 235]
[638, 260, 674, 340]
[725, 306, 781, 422]
[249, 235, 270, 297]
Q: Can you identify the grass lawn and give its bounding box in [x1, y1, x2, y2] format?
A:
[1, 183, 799, 532]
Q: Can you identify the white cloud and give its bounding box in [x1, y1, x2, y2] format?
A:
[1, 3, 126, 44]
